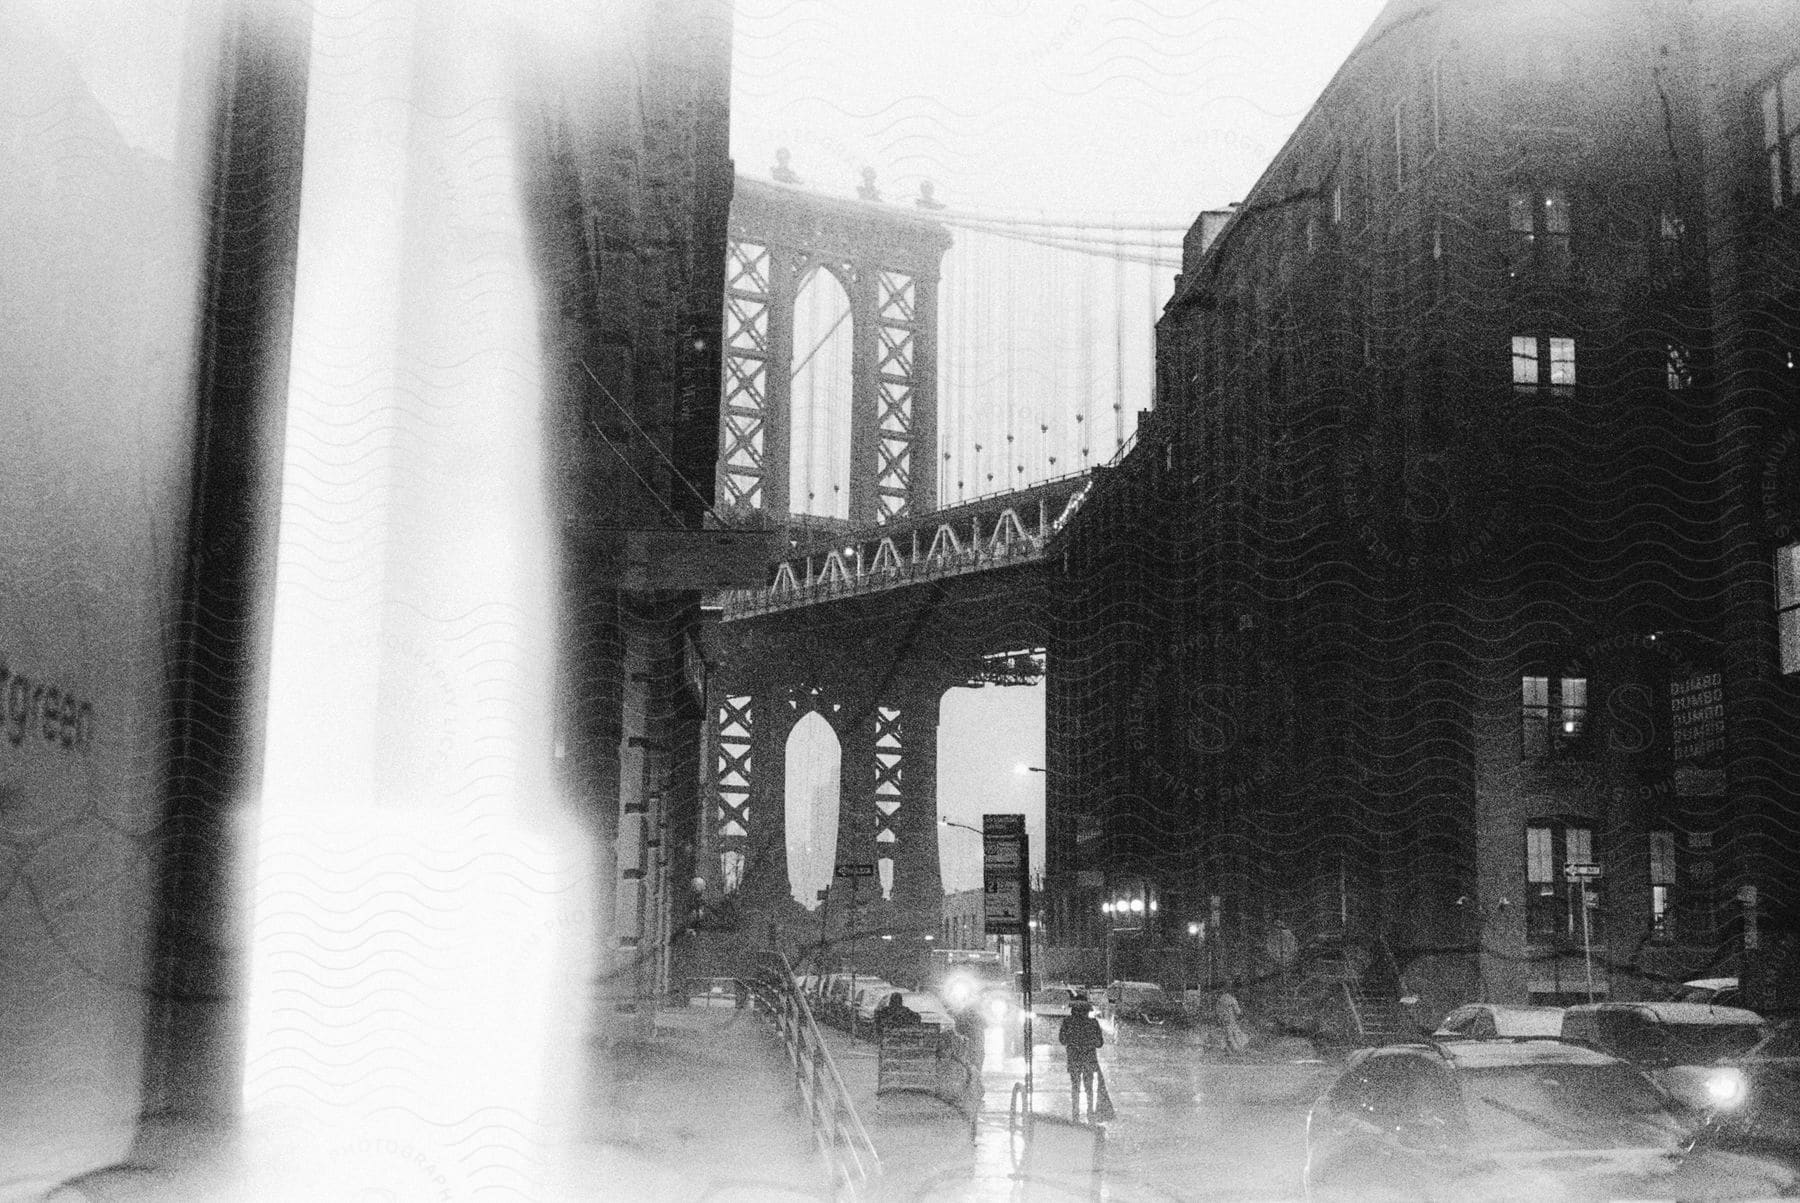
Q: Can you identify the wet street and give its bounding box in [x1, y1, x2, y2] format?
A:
[966, 1019, 1340, 1202]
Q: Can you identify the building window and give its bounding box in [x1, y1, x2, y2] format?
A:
[1760, 62, 1800, 208]
[1650, 829, 1677, 940]
[1778, 542, 1800, 674]
[1305, 213, 1319, 256]
[1507, 188, 1572, 278]
[1332, 181, 1343, 225]
[1666, 343, 1693, 390]
[1522, 674, 1588, 758]
[1511, 335, 1539, 387]
[1512, 335, 1576, 391]
[1526, 821, 1595, 940]
[1548, 337, 1576, 386]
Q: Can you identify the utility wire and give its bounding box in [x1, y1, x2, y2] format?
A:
[584, 411, 691, 531]
[581, 358, 733, 529]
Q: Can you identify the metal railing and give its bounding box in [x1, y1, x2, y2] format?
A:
[762, 957, 882, 1199]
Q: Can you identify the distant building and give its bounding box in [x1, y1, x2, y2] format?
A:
[1048, 0, 1800, 1029]
[942, 887, 989, 950]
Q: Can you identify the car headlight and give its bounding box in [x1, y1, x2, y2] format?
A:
[945, 976, 975, 1008]
[984, 997, 1011, 1023]
[1705, 1067, 1749, 1109]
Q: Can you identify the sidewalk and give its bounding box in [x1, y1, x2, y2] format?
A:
[811, 1023, 1076, 1202]
[553, 1005, 834, 1201]
[48, 1006, 832, 1203]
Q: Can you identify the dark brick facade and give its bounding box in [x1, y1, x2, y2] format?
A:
[1050, 0, 1800, 1025]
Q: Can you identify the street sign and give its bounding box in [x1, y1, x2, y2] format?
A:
[983, 813, 1026, 934]
[1564, 862, 1602, 880]
[835, 862, 875, 878]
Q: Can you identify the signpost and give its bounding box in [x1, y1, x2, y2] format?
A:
[1564, 862, 1602, 1003]
[983, 815, 1033, 1115]
[836, 862, 874, 1032]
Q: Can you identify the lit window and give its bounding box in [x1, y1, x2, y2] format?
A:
[1666, 343, 1692, 390]
[1512, 335, 1575, 390]
[1760, 63, 1800, 208]
[1525, 822, 1596, 939]
[1523, 674, 1587, 758]
[1512, 336, 1539, 387]
[1508, 188, 1572, 278]
[1778, 542, 1800, 674]
[1305, 214, 1319, 255]
[1332, 181, 1343, 225]
[1548, 337, 1576, 386]
[1650, 830, 1677, 939]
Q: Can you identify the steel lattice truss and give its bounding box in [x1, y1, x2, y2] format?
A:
[715, 693, 753, 891]
[875, 270, 917, 523]
[873, 705, 903, 896]
[719, 241, 771, 510]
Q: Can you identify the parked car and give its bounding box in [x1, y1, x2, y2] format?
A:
[1303, 1038, 1797, 1201]
[1562, 1001, 1768, 1115]
[685, 976, 744, 1009]
[865, 989, 956, 1033]
[823, 973, 887, 1017]
[1032, 984, 1080, 1019]
[849, 981, 899, 1025]
[1434, 1003, 1565, 1039]
[1681, 977, 1745, 1009]
[1106, 980, 1183, 1024]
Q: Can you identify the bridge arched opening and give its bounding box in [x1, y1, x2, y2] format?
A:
[788, 265, 853, 519]
[785, 709, 842, 909]
[935, 680, 1047, 916]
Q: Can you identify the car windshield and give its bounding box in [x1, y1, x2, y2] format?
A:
[1662, 1023, 1765, 1062]
[1462, 1065, 1683, 1153]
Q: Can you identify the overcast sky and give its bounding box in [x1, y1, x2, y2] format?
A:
[732, 0, 1390, 218]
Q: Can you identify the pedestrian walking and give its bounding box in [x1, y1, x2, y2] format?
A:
[1215, 984, 1250, 1053]
[1059, 998, 1105, 1121]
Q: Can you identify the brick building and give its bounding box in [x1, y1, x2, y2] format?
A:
[1048, 0, 1800, 1029]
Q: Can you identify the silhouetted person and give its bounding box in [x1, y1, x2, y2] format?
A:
[857, 166, 882, 202]
[873, 991, 919, 1037]
[771, 146, 800, 184]
[915, 179, 945, 210]
[1059, 999, 1104, 1120]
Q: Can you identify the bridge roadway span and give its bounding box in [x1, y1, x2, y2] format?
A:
[717, 473, 1092, 621]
